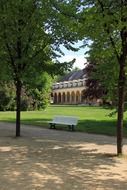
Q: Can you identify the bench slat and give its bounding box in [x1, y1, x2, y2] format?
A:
[49, 116, 78, 131]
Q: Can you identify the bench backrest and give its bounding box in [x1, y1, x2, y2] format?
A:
[53, 116, 78, 125]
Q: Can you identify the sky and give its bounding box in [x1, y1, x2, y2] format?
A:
[58, 41, 89, 70]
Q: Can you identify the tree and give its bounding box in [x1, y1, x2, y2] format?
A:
[27, 72, 53, 110]
[82, 62, 106, 104]
[76, 0, 127, 155]
[83, 41, 119, 105]
[0, 0, 77, 137]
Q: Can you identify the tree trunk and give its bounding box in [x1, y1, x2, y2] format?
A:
[16, 80, 22, 137]
[117, 63, 126, 155]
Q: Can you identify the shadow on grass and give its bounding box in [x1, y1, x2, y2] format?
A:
[1, 118, 127, 138]
[78, 119, 117, 136]
[21, 118, 127, 137]
[79, 119, 127, 138]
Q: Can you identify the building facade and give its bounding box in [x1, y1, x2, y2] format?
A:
[52, 78, 86, 104]
[52, 69, 87, 104]
[51, 69, 102, 105]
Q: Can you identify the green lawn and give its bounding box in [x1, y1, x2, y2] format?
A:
[0, 105, 127, 137]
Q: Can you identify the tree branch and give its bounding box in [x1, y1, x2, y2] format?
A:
[97, 0, 120, 62]
[2, 26, 17, 76]
[49, 0, 83, 21]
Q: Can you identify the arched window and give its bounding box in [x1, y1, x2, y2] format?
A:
[58, 93, 61, 103]
[54, 93, 57, 103]
[76, 91, 80, 103]
[71, 91, 75, 104]
[67, 92, 70, 103]
[62, 92, 66, 103]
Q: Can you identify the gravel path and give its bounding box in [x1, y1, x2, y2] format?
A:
[0, 122, 127, 190]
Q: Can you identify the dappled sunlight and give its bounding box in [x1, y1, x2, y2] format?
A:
[12, 171, 21, 177]
[0, 123, 127, 189]
[0, 146, 12, 152]
[30, 171, 64, 186]
[0, 138, 126, 189]
[6, 171, 21, 182]
[68, 143, 120, 155]
[52, 145, 63, 150]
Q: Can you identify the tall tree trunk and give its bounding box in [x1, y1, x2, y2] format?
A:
[16, 80, 22, 137]
[117, 63, 126, 155]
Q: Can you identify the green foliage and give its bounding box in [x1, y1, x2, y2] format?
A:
[75, 0, 127, 154]
[75, 0, 127, 103]
[0, 82, 16, 111]
[26, 72, 53, 110]
[0, 0, 78, 90]
[0, 73, 52, 111]
[0, 0, 80, 136]
[85, 41, 119, 104]
[0, 91, 11, 111]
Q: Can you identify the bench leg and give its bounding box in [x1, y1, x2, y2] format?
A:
[71, 125, 75, 131]
[68, 125, 75, 131]
[68, 125, 71, 131]
[50, 124, 56, 129]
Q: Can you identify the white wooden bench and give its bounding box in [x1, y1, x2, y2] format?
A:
[49, 116, 78, 131]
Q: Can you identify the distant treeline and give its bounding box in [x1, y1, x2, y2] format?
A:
[0, 82, 51, 111]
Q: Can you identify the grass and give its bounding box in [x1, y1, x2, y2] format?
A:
[0, 105, 127, 137]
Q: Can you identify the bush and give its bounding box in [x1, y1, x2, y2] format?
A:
[0, 91, 11, 111]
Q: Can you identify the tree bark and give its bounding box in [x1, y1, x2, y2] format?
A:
[117, 63, 126, 155]
[16, 80, 22, 137]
